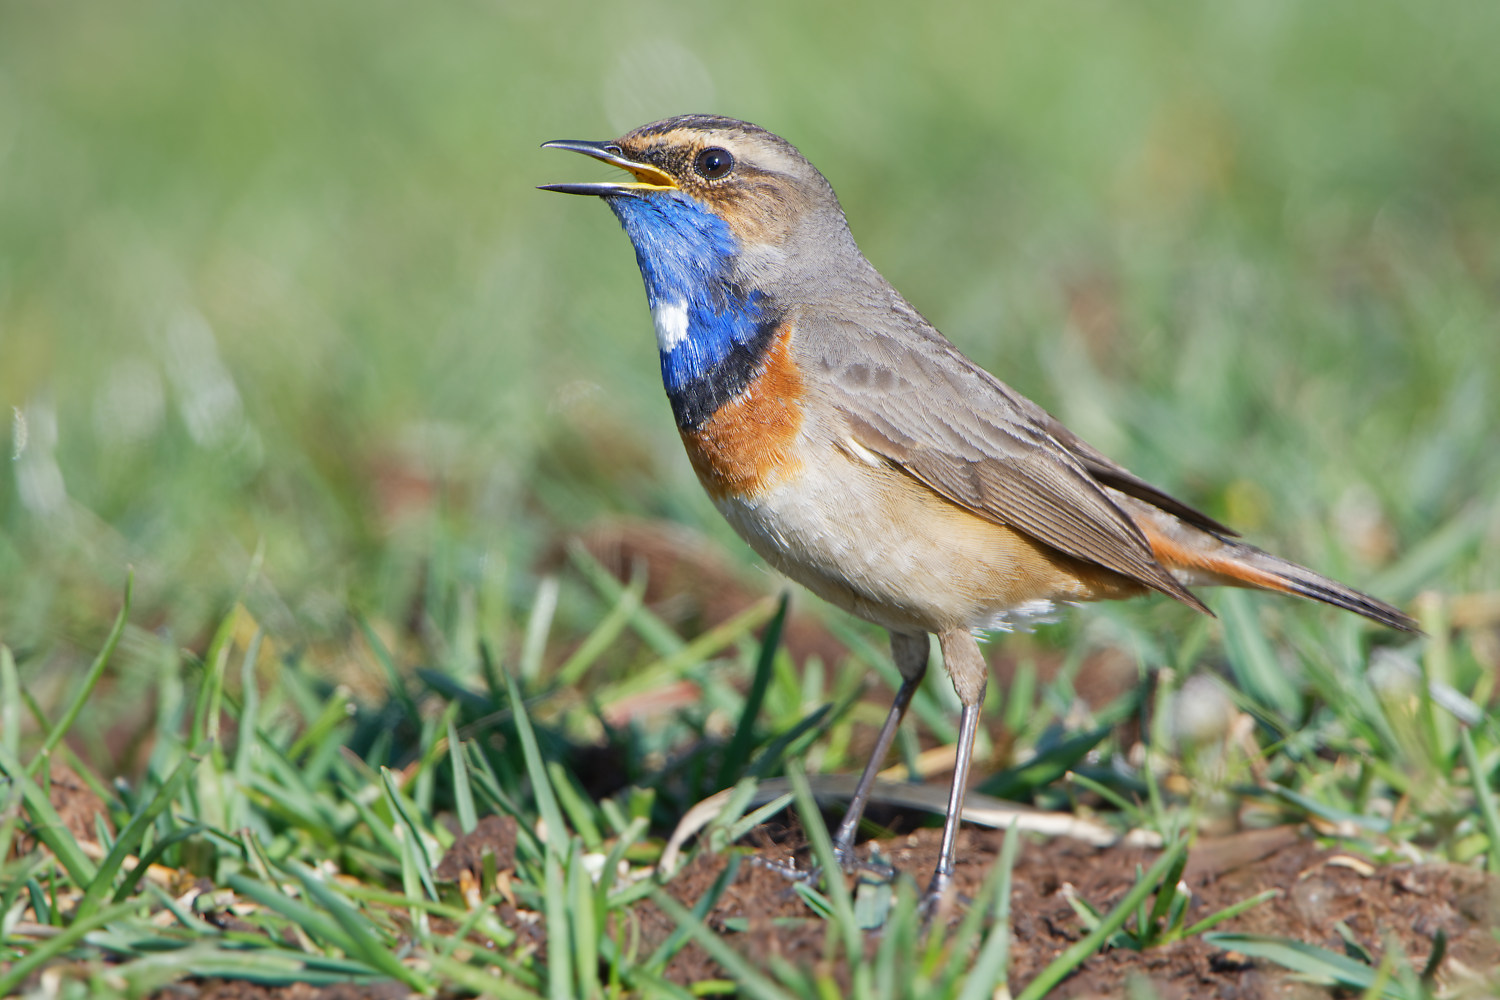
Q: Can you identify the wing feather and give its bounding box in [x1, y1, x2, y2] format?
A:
[804, 314, 1211, 613]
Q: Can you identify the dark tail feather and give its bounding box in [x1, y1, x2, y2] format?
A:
[1142, 524, 1421, 633]
[1237, 547, 1421, 633]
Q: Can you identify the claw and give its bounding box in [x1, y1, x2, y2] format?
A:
[753, 844, 901, 896]
[750, 853, 818, 884]
[837, 843, 898, 882]
[919, 871, 970, 923]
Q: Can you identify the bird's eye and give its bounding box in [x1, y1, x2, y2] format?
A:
[694, 147, 734, 180]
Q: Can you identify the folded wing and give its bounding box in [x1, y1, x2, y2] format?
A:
[806, 312, 1213, 614]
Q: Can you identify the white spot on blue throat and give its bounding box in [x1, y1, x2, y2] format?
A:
[652, 299, 690, 352]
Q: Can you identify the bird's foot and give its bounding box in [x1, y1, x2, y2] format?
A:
[752, 844, 899, 889]
[919, 870, 970, 923]
[838, 843, 898, 882]
[750, 853, 818, 884]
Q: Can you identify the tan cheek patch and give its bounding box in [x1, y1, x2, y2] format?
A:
[714, 182, 797, 247]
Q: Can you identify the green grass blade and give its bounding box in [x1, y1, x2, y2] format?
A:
[1, 645, 19, 757]
[503, 665, 570, 859]
[872, 878, 920, 997]
[1460, 726, 1500, 874]
[979, 724, 1111, 799]
[1145, 844, 1190, 935]
[568, 841, 601, 1000]
[936, 851, 1008, 996]
[189, 602, 236, 756]
[230, 628, 264, 831]
[957, 825, 1021, 1000]
[544, 848, 572, 1000]
[1182, 888, 1280, 937]
[425, 952, 546, 999]
[228, 872, 358, 953]
[597, 815, 649, 906]
[1420, 928, 1447, 985]
[1203, 933, 1394, 995]
[547, 760, 604, 849]
[716, 592, 788, 789]
[27, 573, 132, 777]
[556, 559, 648, 686]
[286, 685, 356, 761]
[356, 614, 422, 726]
[76, 744, 204, 919]
[110, 944, 395, 991]
[284, 861, 432, 991]
[626, 595, 783, 698]
[463, 741, 545, 860]
[748, 704, 833, 779]
[1270, 784, 1390, 833]
[0, 900, 142, 997]
[146, 879, 221, 934]
[379, 766, 439, 901]
[1370, 505, 1486, 601]
[706, 776, 764, 840]
[399, 828, 433, 943]
[1219, 590, 1301, 723]
[723, 792, 796, 847]
[0, 784, 26, 883]
[448, 721, 478, 835]
[567, 542, 684, 658]
[115, 826, 208, 903]
[1065, 769, 1144, 825]
[786, 763, 859, 963]
[520, 574, 560, 682]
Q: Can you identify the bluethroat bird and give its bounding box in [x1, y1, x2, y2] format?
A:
[542, 115, 1418, 900]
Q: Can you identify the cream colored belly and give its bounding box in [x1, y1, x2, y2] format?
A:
[707, 449, 1138, 634]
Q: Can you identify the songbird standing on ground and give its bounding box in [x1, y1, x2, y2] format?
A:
[541, 115, 1418, 901]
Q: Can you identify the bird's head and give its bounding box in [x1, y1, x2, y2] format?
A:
[542, 115, 866, 307]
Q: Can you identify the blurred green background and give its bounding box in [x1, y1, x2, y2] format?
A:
[3, 1, 1498, 717]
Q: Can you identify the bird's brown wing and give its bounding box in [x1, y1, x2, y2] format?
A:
[1034, 419, 1236, 537]
[802, 312, 1211, 613]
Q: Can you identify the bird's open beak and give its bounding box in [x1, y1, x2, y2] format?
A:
[539, 139, 678, 196]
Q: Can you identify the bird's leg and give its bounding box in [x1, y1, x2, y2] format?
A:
[926, 629, 989, 908]
[831, 631, 929, 871]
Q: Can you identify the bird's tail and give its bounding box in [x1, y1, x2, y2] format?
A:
[1137, 519, 1420, 633]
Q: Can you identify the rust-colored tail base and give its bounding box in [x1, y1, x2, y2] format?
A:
[1144, 526, 1420, 633]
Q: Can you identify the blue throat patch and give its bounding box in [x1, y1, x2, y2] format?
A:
[606, 192, 781, 428]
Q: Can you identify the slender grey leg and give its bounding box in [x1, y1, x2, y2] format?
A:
[926, 692, 985, 900]
[926, 629, 990, 906]
[832, 631, 929, 868]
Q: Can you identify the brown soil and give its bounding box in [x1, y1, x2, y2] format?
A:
[625, 822, 1500, 998]
[9, 763, 114, 857]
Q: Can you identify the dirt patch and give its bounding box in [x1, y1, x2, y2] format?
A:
[435, 813, 519, 882]
[628, 823, 1500, 997]
[10, 763, 114, 858]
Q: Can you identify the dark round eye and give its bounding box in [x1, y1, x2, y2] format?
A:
[694, 147, 734, 180]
